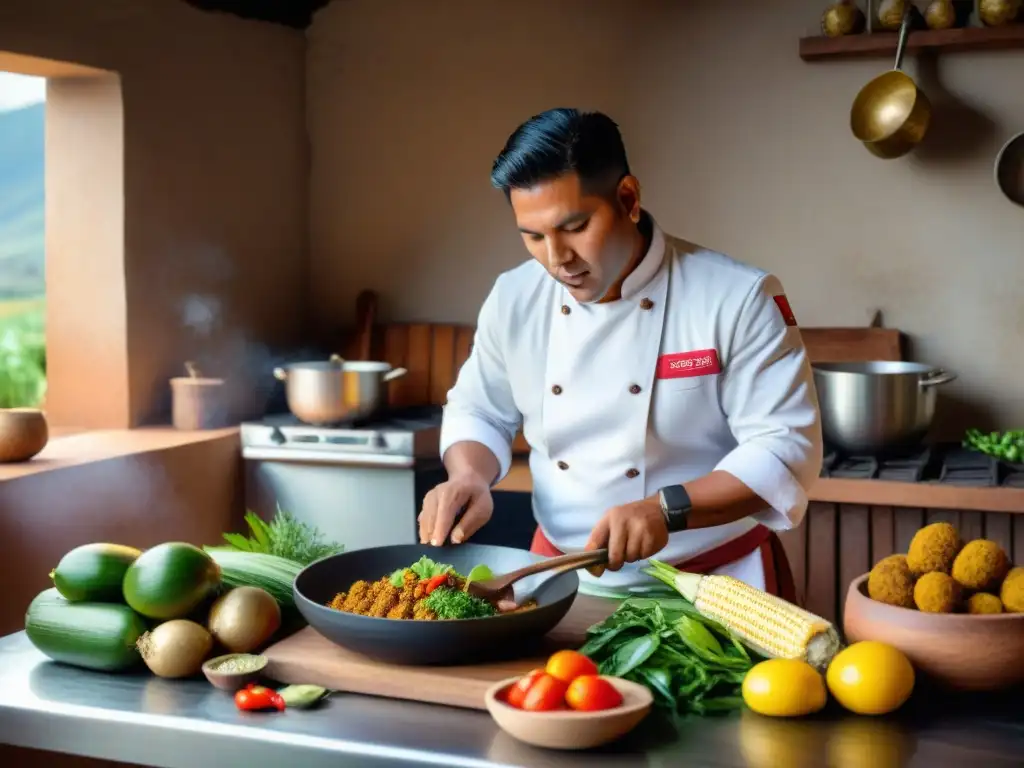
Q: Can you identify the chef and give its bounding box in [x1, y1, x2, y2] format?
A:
[418, 108, 823, 598]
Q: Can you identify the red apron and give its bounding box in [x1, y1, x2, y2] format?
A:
[530, 524, 798, 604]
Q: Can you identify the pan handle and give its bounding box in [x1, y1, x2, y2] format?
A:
[920, 370, 957, 388]
[893, 6, 913, 72]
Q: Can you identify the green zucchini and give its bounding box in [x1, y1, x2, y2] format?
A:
[50, 542, 142, 602]
[122, 542, 221, 620]
[25, 588, 147, 671]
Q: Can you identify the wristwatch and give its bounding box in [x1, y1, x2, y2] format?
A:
[657, 484, 692, 533]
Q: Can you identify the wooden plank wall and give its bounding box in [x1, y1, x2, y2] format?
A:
[779, 505, 1024, 626]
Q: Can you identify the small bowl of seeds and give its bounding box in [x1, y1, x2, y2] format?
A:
[202, 653, 269, 691]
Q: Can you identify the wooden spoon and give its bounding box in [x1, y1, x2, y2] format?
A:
[467, 549, 609, 608]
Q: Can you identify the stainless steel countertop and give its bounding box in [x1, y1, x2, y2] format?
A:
[2, 631, 1023, 768]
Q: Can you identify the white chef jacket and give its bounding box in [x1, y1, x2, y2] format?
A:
[440, 216, 823, 590]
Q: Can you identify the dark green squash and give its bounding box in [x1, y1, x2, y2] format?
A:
[49, 542, 142, 602]
[25, 588, 147, 671]
[122, 542, 221, 620]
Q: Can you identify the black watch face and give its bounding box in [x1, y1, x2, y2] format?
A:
[662, 484, 689, 512]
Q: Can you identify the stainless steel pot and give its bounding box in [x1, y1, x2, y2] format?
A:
[812, 361, 957, 456]
[273, 354, 408, 425]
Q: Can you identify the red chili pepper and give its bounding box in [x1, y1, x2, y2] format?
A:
[423, 574, 449, 595]
[235, 684, 285, 712]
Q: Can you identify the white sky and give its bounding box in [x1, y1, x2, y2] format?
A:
[0, 72, 46, 112]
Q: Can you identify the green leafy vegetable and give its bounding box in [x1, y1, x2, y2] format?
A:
[578, 597, 761, 716]
[388, 556, 458, 588]
[422, 586, 496, 619]
[964, 428, 1024, 464]
[221, 509, 344, 566]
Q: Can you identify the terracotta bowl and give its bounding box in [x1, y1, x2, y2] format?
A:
[844, 573, 1024, 691]
[0, 408, 48, 463]
[484, 675, 652, 751]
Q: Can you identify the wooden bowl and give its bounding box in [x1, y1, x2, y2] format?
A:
[844, 574, 1024, 691]
[0, 408, 48, 463]
[484, 676, 652, 751]
[201, 653, 268, 691]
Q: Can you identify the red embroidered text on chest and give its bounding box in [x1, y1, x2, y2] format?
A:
[773, 295, 798, 327]
[656, 349, 722, 379]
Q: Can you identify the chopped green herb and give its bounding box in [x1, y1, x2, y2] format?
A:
[423, 586, 496, 619]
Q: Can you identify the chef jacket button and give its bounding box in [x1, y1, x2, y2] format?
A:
[639, 298, 654, 311]
[551, 384, 563, 395]
[560, 304, 571, 315]
[557, 460, 569, 470]
[629, 384, 641, 395]
[625, 468, 640, 479]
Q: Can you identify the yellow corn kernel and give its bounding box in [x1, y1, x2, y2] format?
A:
[694, 574, 840, 671]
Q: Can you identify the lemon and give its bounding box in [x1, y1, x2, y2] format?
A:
[741, 659, 827, 717]
[826, 641, 914, 715]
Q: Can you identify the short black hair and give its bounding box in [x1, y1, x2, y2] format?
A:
[490, 108, 631, 199]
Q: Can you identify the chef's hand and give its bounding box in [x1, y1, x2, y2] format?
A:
[418, 474, 493, 547]
[585, 498, 668, 571]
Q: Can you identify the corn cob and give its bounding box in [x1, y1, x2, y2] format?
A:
[644, 559, 842, 671]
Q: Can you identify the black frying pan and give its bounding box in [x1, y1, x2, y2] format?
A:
[293, 543, 579, 666]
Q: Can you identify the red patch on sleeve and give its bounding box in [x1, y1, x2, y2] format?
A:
[773, 295, 798, 327]
[656, 349, 722, 379]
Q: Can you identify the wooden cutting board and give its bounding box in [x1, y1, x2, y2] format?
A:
[262, 596, 618, 710]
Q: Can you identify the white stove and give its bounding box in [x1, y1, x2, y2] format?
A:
[240, 406, 446, 552]
[240, 405, 443, 468]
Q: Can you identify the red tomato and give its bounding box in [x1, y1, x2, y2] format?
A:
[565, 675, 624, 712]
[521, 673, 569, 712]
[545, 650, 599, 684]
[505, 669, 545, 709]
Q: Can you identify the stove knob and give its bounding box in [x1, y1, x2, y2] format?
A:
[269, 428, 286, 445]
[371, 433, 387, 449]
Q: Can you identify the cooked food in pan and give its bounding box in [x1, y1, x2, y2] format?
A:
[326, 556, 537, 620]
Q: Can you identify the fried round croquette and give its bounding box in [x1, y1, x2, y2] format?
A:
[1000, 566, 1024, 613]
[868, 554, 915, 608]
[966, 592, 1003, 615]
[951, 539, 1010, 592]
[906, 522, 961, 576]
[913, 572, 960, 613]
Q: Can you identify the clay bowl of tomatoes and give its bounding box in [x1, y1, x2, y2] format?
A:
[485, 650, 653, 751]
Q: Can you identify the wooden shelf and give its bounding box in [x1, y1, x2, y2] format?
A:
[800, 24, 1024, 61]
[495, 458, 1024, 514]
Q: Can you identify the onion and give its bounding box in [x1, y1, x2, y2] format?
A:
[207, 586, 282, 654]
[137, 619, 213, 678]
